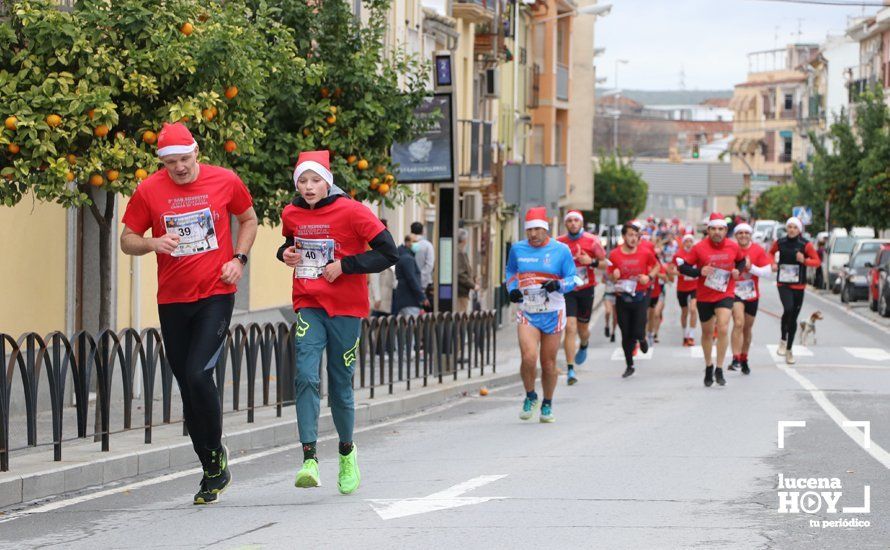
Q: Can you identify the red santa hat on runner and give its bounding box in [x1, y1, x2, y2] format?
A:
[682, 233, 695, 242]
[525, 207, 549, 231]
[734, 222, 753, 234]
[293, 150, 345, 196]
[156, 123, 197, 157]
[564, 210, 584, 223]
[785, 216, 803, 232]
[707, 212, 727, 228]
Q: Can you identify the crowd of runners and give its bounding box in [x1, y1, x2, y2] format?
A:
[507, 207, 821, 422]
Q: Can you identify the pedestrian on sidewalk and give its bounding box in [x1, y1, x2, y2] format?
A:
[393, 234, 429, 317]
[277, 150, 398, 494]
[411, 221, 435, 311]
[120, 122, 258, 504]
[457, 228, 478, 314]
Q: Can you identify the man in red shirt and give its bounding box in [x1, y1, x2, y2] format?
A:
[557, 210, 606, 385]
[729, 223, 775, 374]
[671, 233, 699, 346]
[120, 123, 258, 504]
[278, 150, 398, 494]
[677, 213, 748, 387]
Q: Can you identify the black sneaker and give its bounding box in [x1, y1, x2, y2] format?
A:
[704, 365, 714, 387]
[605, 325, 610, 338]
[194, 446, 231, 505]
[728, 359, 740, 371]
[622, 366, 635, 378]
[741, 360, 750, 375]
[610, 333, 616, 343]
[639, 338, 649, 354]
[715, 368, 726, 386]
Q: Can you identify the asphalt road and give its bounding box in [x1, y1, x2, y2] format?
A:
[2, 281, 890, 549]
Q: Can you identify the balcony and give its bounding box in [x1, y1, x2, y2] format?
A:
[453, 0, 496, 24]
[780, 107, 798, 120]
[778, 152, 793, 163]
[556, 63, 569, 102]
[459, 120, 493, 179]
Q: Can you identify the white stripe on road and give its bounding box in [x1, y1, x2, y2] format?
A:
[367, 474, 508, 520]
[0, 381, 524, 524]
[844, 347, 890, 362]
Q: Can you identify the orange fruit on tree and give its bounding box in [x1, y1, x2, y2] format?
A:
[135, 168, 148, 180]
[225, 86, 239, 100]
[302, 128, 311, 137]
[5, 116, 18, 130]
[114, 131, 126, 140]
[384, 174, 395, 183]
[89, 174, 104, 186]
[333, 87, 343, 98]
[326, 115, 336, 125]
[375, 165, 386, 175]
[210, 106, 218, 117]
[370, 178, 380, 190]
[349, 189, 357, 198]
[94, 124, 110, 138]
[377, 183, 390, 195]
[7, 143, 20, 154]
[224, 140, 237, 153]
[202, 108, 215, 121]
[87, 109, 95, 120]
[180, 22, 194, 36]
[142, 130, 157, 144]
[347, 155, 357, 164]
[106, 170, 119, 182]
[46, 114, 62, 128]
[67, 154, 77, 165]
[356, 159, 369, 170]
[320, 87, 330, 98]
[329, 106, 337, 114]
[65, 171, 75, 182]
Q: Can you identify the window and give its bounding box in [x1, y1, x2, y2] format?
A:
[784, 137, 792, 156]
[784, 94, 794, 110]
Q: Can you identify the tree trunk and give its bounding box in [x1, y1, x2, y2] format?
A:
[86, 189, 117, 331]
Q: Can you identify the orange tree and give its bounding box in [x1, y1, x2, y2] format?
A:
[0, 0, 309, 329]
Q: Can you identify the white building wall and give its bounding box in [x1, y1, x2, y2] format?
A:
[822, 34, 859, 123]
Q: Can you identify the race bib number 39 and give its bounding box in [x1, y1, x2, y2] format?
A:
[164, 208, 218, 257]
[295, 238, 335, 279]
[704, 268, 730, 293]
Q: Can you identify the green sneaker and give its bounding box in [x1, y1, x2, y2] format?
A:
[519, 397, 539, 421]
[338, 444, 361, 495]
[539, 403, 555, 423]
[194, 446, 231, 505]
[294, 458, 320, 488]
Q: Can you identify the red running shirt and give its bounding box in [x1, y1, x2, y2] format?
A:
[736, 242, 772, 302]
[121, 164, 253, 305]
[650, 264, 667, 298]
[673, 245, 699, 292]
[683, 237, 745, 303]
[557, 232, 606, 290]
[607, 246, 658, 293]
[281, 196, 385, 318]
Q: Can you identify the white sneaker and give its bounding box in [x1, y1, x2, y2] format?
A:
[777, 340, 787, 356]
[785, 350, 796, 365]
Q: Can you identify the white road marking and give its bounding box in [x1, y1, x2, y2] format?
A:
[610, 347, 653, 361]
[766, 344, 813, 357]
[0, 381, 524, 524]
[777, 421, 806, 449]
[844, 347, 890, 362]
[367, 474, 507, 520]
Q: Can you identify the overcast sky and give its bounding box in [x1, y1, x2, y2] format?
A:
[595, 0, 879, 90]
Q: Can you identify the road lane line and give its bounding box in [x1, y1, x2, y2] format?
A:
[777, 364, 890, 470]
[844, 347, 890, 362]
[0, 381, 524, 524]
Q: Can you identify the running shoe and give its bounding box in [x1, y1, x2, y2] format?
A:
[682, 337, 690, 347]
[715, 367, 726, 386]
[519, 396, 539, 420]
[704, 365, 714, 387]
[653, 334, 660, 344]
[785, 350, 796, 365]
[688, 337, 695, 346]
[539, 403, 555, 423]
[728, 359, 740, 371]
[575, 346, 588, 365]
[194, 446, 231, 505]
[605, 325, 610, 338]
[567, 368, 578, 386]
[622, 366, 635, 378]
[610, 332, 616, 343]
[338, 445, 361, 495]
[294, 458, 320, 488]
[639, 338, 649, 355]
[777, 339, 787, 357]
[741, 360, 750, 375]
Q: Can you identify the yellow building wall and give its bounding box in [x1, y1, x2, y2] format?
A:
[249, 222, 293, 311]
[116, 194, 160, 331]
[0, 199, 67, 335]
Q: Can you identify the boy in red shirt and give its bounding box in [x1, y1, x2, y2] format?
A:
[677, 213, 748, 387]
[729, 223, 775, 374]
[672, 234, 699, 346]
[278, 151, 397, 494]
[121, 123, 258, 504]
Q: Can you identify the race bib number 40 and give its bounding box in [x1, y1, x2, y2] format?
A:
[704, 268, 730, 293]
[295, 238, 335, 279]
[164, 208, 218, 257]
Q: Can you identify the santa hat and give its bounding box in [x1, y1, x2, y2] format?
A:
[682, 234, 695, 242]
[631, 220, 644, 230]
[156, 123, 197, 157]
[707, 212, 727, 228]
[786, 216, 803, 232]
[525, 207, 549, 231]
[293, 150, 345, 196]
[734, 223, 753, 234]
[564, 210, 584, 223]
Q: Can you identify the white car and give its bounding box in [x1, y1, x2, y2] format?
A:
[752, 220, 778, 245]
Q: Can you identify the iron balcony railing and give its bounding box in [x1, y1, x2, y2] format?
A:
[0, 312, 497, 471]
[459, 119, 493, 179]
[454, 0, 497, 10]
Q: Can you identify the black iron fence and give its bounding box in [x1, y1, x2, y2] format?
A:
[0, 311, 497, 472]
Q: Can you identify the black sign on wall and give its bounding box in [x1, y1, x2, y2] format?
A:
[391, 93, 454, 184]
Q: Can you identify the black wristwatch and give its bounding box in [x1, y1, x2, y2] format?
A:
[233, 253, 248, 265]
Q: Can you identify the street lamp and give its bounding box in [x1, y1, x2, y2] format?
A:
[613, 59, 628, 154]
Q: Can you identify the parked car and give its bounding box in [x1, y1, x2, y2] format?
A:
[752, 220, 778, 245]
[839, 239, 890, 303]
[850, 226, 876, 238]
[824, 233, 859, 292]
[867, 244, 890, 315]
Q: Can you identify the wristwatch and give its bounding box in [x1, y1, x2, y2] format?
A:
[233, 253, 248, 265]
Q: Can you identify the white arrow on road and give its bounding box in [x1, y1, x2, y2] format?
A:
[367, 474, 508, 520]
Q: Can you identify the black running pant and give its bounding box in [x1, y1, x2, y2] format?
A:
[778, 286, 805, 350]
[615, 297, 648, 367]
[158, 293, 234, 460]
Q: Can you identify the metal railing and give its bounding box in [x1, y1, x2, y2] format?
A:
[459, 119, 493, 178]
[0, 311, 497, 471]
[455, 0, 497, 10]
[778, 152, 793, 163]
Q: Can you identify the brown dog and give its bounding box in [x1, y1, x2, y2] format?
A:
[798, 311, 824, 346]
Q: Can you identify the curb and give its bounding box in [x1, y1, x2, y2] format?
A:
[0, 369, 520, 509]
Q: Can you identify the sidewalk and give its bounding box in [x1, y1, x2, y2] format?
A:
[0, 318, 521, 509]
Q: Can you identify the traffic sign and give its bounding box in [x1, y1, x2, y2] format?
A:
[792, 206, 812, 225]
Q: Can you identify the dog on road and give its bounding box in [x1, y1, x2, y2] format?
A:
[798, 311, 824, 346]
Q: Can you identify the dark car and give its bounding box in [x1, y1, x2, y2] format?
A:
[841, 247, 880, 303]
[868, 244, 890, 316]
